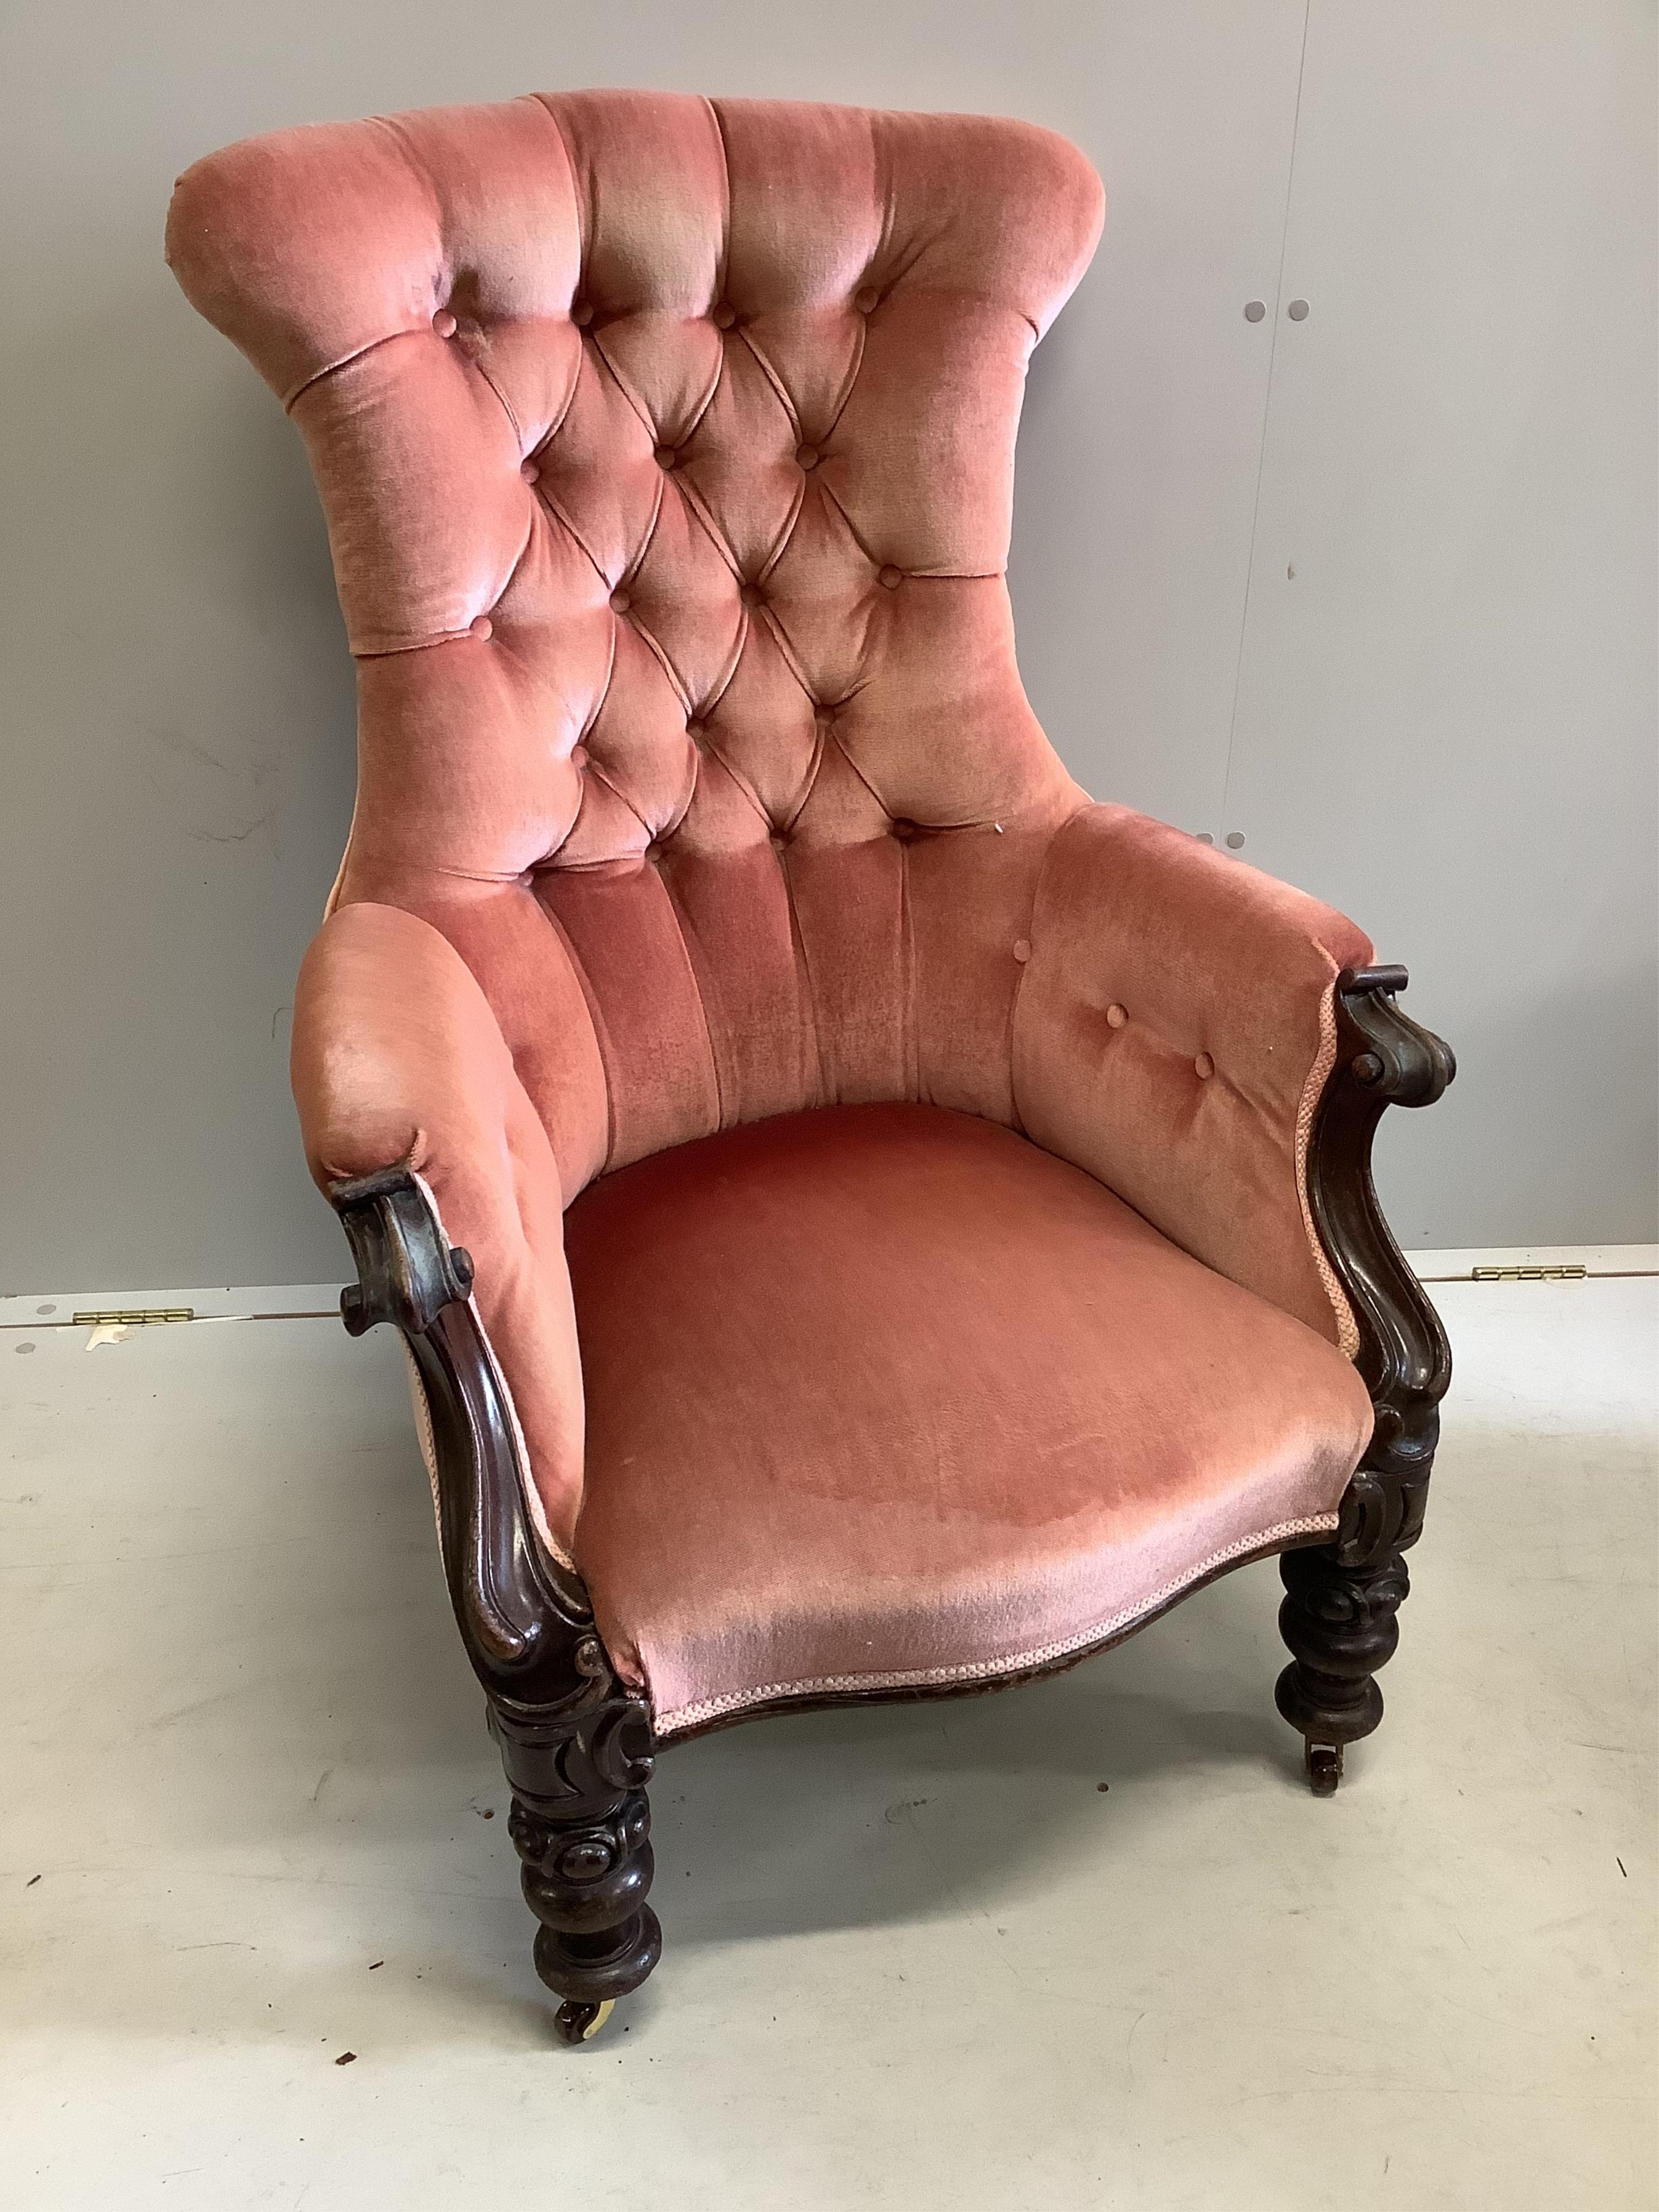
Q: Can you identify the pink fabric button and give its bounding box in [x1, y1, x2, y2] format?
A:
[468, 616, 492, 640]
[571, 744, 589, 768]
[878, 564, 903, 589]
[655, 445, 678, 468]
[571, 300, 593, 328]
[610, 589, 631, 615]
[739, 584, 762, 610]
[521, 460, 541, 483]
[1195, 1052, 1215, 1080]
[431, 309, 458, 338]
[854, 285, 880, 314]
[892, 819, 918, 843]
[796, 444, 820, 470]
[1106, 1003, 1128, 1028]
[712, 302, 736, 330]
[1012, 939, 1032, 963]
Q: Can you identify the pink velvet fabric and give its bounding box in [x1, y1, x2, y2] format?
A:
[166, 92, 1098, 1195]
[1015, 805, 1373, 1347]
[566, 1104, 1373, 1735]
[170, 93, 1380, 1713]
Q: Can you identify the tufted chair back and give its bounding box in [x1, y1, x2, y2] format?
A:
[167, 92, 1105, 1190]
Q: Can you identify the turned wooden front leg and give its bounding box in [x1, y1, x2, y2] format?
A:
[1274, 1543, 1411, 1793]
[491, 1671, 662, 2044]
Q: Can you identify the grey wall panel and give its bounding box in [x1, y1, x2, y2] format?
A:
[1224, 0, 1657, 1246]
[1009, 2, 1309, 833]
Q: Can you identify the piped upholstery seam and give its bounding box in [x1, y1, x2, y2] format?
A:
[675, 471, 746, 590]
[758, 473, 807, 586]
[489, 508, 537, 617]
[827, 725, 895, 820]
[471, 352, 524, 448]
[534, 477, 615, 599]
[1007, 796, 1099, 1134]
[592, 326, 670, 449]
[651, 1510, 1341, 1735]
[704, 95, 734, 292]
[900, 827, 918, 1100]
[626, 606, 695, 718]
[531, 894, 619, 1172]
[283, 323, 423, 413]
[748, 591, 815, 702]
[738, 325, 805, 444]
[531, 96, 589, 271]
[585, 761, 657, 845]
[660, 873, 728, 1131]
[349, 506, 535, 657]
[1298, 967, 1361, 1358]
[821, 313, 868, 446]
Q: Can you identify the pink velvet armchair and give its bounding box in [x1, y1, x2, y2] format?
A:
[167, 91, 1453, 2044]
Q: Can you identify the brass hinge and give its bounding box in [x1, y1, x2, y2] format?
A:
[1469, 1265, 1586, 1284]
[71, 1307, 195, 1326]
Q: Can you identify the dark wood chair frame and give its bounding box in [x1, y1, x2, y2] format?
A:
[333, 962, 1452, 2043]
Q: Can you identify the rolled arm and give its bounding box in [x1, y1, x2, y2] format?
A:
[291, 900, 591, 1560]
[1011, 803, 1376, 1347]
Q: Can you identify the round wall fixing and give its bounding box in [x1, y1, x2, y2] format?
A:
[1287, 299, 1309, 321]
[1225, 831, 1246, 850]
[1243, 300, 1266, 322]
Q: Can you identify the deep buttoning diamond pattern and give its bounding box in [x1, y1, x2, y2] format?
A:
[167, 91, 1105, 1175]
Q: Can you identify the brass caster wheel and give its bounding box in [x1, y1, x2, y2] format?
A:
[554, 1998, 616, 2046]
[1306, 1741, 1343, 1797]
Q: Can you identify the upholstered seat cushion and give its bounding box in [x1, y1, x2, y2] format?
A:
[565, 1103, 1373, 1737]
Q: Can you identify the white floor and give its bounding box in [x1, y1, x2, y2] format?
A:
[2, 1265, 1654, 2210]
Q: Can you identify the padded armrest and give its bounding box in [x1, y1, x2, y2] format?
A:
[291, 900, 589, 1552]
[1012, 804, 1375, 1349]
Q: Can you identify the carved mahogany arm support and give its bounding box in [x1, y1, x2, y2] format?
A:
[1308, 965, 1456, 1562]
[333, 1166, 595, 1701]
[1280, 963, 1456, 1791]
[330, 1166, 660, 2041]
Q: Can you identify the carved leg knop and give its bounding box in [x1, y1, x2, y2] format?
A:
[1274, 1544, 1410, 1793]
[510, 1786, 660, 2036]
[493, 1678, 662, 2045]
